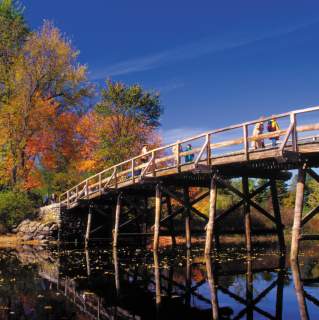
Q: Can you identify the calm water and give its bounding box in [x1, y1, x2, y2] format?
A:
[0, 243, 318, 319]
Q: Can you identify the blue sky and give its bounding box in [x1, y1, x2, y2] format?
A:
[24, 0, 319, 143]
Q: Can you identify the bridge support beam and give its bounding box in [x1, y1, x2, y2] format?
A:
[205, 176, 217, 255]
[184, 187, 191, 249]
[84, 205, 92, 247]
[113, 193, 122, 247]
[242, 176, 252, 253]
[166, 196, 176, 247]
[291, 168, 306, 261]
[153, 184, 162, 251]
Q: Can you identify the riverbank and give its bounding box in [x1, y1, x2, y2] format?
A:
[0, 235, 55, 247]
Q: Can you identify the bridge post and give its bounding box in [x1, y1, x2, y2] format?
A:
[291, 168, 306, 261]
[166, 196, 176, 247]
[205, 176, 217, 255]
[205, 255, 219, 320]
[291, 260, 309, 319]
[270, 179, 286, 251]
[242, 176, 252, 253]
[113, 193, 122, 248]
[184, 187, 191, 249]
[84, 204, 92, 247]
[153, 184, 162, 251]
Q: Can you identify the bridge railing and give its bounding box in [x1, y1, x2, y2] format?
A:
[59, 106, 319, 207]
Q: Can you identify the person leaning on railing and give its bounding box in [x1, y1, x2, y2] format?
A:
[267, 118, 280, 147]
[251, 120, 265, 149]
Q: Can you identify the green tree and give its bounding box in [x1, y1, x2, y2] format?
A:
[94, 80, 162, 165]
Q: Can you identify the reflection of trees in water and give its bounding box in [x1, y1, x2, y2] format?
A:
[1, 245, 318, 320]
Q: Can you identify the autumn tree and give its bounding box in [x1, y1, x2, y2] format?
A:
[0, 0, 28, 104]
[0, 21, 92, 189]
[90, 80, 162, 167]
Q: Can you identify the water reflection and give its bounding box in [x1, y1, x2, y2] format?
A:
[0, 245, 318, 319]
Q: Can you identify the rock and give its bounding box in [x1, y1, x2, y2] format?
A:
[49, 224, 58, 231]
[22, 234, 33, 241]
[35, 235, 45, 240]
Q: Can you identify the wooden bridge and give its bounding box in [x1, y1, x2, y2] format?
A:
[59, 106, 319, 260]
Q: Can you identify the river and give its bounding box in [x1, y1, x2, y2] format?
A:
[0, 242, 317, 319]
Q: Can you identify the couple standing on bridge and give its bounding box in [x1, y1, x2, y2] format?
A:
[252, 118, 280, 149]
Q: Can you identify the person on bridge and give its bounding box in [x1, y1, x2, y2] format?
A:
[267, 118, 280, 147]
[141, 144, 149, 163]
[251, 121, 265, 149]
[185, 144, 194, 163]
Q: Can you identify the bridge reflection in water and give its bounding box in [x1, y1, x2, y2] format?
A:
[1, 245, 317, 319]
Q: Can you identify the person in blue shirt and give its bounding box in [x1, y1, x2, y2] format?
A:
[185, 144, 194, 163]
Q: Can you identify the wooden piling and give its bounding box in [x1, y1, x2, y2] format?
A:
[291, 168, 306, 261]
[205, 176, 217, 255]
[246, 253, 253, 320]
[153, 251, 161, 306]
[242, 176, 252, 253]
[185, 249, 191, 307]
[153, 184, 162, 251]
[205, 255, 219, 320]
[85, 248, 91, 276]
[270, 179, 285, 251]
[184, 187, 191, 249]
[85, 205, 92, 247]
[166, 196, 176, 247]
[291, 260, 309, 319]
[113, 193, 122, 248]
[113, 248, 120, 294]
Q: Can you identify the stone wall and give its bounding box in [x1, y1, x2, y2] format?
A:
[12, 204, 61, 241]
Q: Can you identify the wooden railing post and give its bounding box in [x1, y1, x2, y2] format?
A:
[85, 180, 88, 197]
[152, 151, 156, 176]
[131, 159, 135, 183]
[243, 124, 249, 160]
[176, 142, 181, 172]
[76, 185, 79, 200]
[98, 173, 102, 192]
[114, 168, 118, 189]
[290, 112, 298, 152]
[207, 133, 211, 165]
[67, 191, 70, 207]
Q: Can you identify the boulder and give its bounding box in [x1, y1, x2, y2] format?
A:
[22, 234, 33, 241]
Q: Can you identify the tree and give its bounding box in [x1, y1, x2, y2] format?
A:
[90, 80, 162, 167]
[0, 0, 28, 103]
[0, 21, 92, 189]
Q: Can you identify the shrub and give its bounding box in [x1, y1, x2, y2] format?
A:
[0, 190, 36, 229]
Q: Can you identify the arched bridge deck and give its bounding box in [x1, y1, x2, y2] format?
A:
[58, 106, 319, 260]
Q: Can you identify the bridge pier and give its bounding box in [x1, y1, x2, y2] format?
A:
[84, 205, 92, 247]
[242, 176, 252, 253]
[153, 184, 162, 251]
[205, 176, 217, 255]
[183, 187, 191, 249]
[290, 167, 319, 260]
[113, 193, 122, 248]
